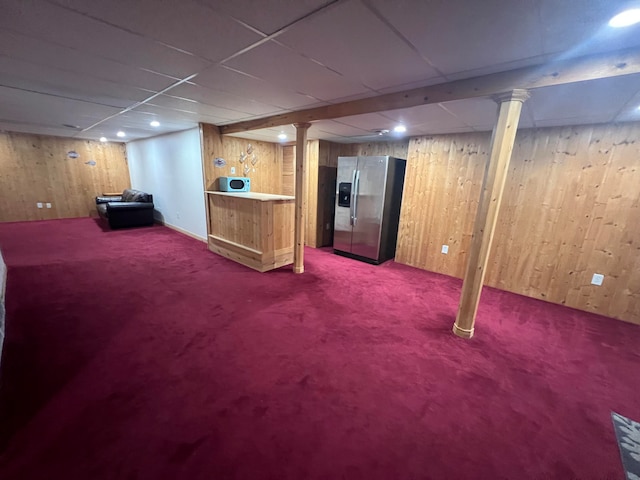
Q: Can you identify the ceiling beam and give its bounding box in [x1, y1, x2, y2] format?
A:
[219, 46, 640, 134]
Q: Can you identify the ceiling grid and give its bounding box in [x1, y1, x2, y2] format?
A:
[0, 0, 638, 142]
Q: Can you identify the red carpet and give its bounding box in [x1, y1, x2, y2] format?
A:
[0, 218, 638, 479]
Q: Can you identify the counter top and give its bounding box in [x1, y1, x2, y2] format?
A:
[206, 191, 295, 202]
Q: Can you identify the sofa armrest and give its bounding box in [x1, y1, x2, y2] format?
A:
[96, 196, 122, 204]
[106, 202, 154, 212]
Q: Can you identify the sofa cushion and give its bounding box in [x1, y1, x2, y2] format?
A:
[96, 203, 108, 218]
[121, 189, 152, 203]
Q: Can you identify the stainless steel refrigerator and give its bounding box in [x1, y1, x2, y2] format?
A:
[333, 156, 406, 264]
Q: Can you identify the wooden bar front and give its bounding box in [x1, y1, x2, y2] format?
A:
[206, 191, 295, 272]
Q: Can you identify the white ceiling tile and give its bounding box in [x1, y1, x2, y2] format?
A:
[166, 84, 283, 116]
[334, 113, 399, 131]
[529, 75, 640, 123]
[197, 0, 336, 35]
[367, 0, 543, 77]
[49, 0, 262, 63]
[223, 40, 372, 101]
[379, 104, 466, 131]
[98, 112, 190, 132]
[146, 95, 251, 120]
[131, 104, 236, 127]
[0, 56, 152, 108]
[0, 0, 638, 142]
[538, 0, 640, 57]
[0, 121, 88, 138]
[0, 86, 121, 129]
[277, 0, 441, 90]
[310, 120, 371, 137]
[0, 0, 212, 79]
[615, 109, 640, 123]
[440, 98, 498, 130]
[193, 66, 325, 110]
[85, 119, 191, 142]
[614, 88, 640, 123]
[374, 75, 449, 95]
[0, 31, 177, 92]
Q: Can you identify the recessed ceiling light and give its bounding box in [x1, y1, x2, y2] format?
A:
[393, 125, 407, 133]
[278, 133, 287, 140]
[609, 8, 640, 27]
[374, 129, 389, 136]
[150, 120, 160, 127]
[99, 137, 107, 143]
[116, 131, 126, 138]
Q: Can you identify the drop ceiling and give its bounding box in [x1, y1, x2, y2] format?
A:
[0, 0, 639, 144]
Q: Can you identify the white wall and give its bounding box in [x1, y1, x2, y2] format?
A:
[127, 128, 207, 240]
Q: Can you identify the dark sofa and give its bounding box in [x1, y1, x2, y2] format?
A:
[96, 189, 154, 229]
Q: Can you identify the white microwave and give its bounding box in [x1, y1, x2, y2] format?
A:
[219, 177, 250, 192]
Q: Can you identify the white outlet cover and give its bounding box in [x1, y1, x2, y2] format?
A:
[230, 167, 236, 174]
[591, 273, 604, 286]
[46, 203, 52, 208]
[441, 245, 449, 254]
[37, 202, 43, 208]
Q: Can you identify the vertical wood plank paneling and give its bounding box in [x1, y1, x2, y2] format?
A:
[309, 140, 410, 247]
[305, 140, 320, 247]
[395, 133, 490, 277]
[200, 123, 283, 195]
[486, 122, 640, 323]
[396, 123, 640, 324]
[282, 145, 295, 196]
[350, 140, 409, 159]
[0, 131, 129, 222]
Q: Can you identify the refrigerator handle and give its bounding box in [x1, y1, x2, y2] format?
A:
[353, 170, 360, 226]
[350, 169, 357, 225]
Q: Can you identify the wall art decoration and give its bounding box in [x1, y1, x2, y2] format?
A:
[214, 157, 226, 167]
[237, 144, 259, 174]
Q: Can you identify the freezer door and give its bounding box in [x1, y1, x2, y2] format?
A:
[351, 156, 388, 260]
[333, 156, 358, 253]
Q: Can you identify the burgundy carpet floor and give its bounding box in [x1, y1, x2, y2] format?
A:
[0, 218, 638, 479]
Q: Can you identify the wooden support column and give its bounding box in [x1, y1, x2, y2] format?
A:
[293, 122, 311, 274]
[453, 89, 530, 339]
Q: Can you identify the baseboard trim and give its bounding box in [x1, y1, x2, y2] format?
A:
[155, 220, 207, 243]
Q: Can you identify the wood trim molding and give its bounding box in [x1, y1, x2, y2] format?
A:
[220, 47, 640, 134]
[293, 123, 311, 274]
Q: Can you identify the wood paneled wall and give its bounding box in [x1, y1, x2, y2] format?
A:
[282, 145, 294, 196]
[396, 123, 640, 324]
[0, 131, 129, 222]
[299, 139, 411, 247]
[395, 132, 489, 276]
[344, 140, 410, 160]
[201, 123, 283, 194]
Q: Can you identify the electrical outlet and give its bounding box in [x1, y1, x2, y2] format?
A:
[230, 167, 236, 174]
[591, 273, 604, 286]
[326, 223, 330, 230]
[46, 203, 52, 209]
[176, 211, 180, 219]
[441, 244, 449, 254]
[37, 202, 43, 208]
